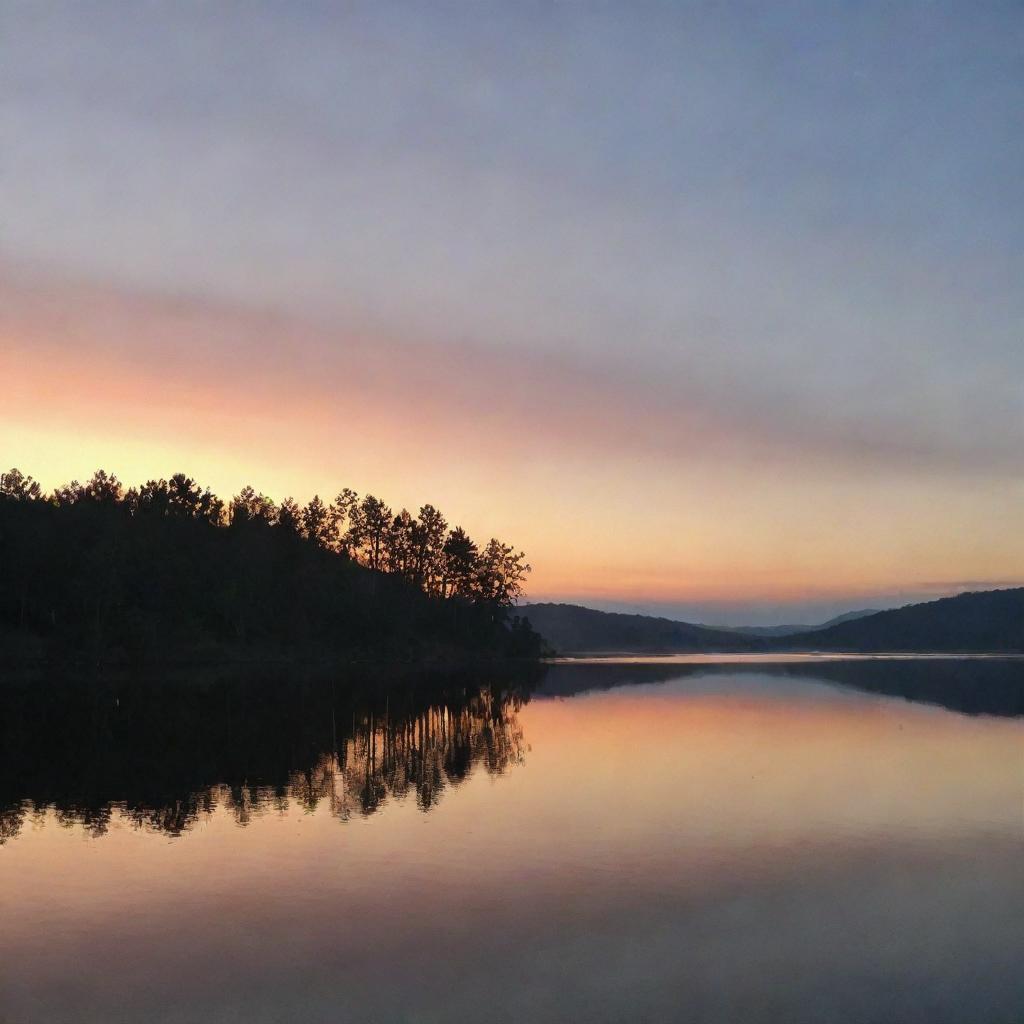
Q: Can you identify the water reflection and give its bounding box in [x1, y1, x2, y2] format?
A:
[1, 660, 1021, 1024]
[2, 659, 1022, 846]
[540, 656, 1024, 716]
[0, 670, 534, 843]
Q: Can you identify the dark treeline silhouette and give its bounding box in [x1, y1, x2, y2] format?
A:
[0, 667, 539, 844]
[0, 468, 544, 665]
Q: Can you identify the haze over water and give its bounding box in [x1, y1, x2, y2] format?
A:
[2, 660, 1021, 1023]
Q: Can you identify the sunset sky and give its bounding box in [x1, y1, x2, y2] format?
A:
[3, 3, 1022, 624]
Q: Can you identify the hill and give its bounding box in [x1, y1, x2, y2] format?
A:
[516, 603, 761, 654]
[778, 588, 1024, 653]
[520, 591, 1023, 655]
[710, 609, 879, 638]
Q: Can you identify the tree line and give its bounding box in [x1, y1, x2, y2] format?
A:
[0, 467, 543, 664]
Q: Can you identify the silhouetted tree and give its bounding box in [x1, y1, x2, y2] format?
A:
[277, 497, 302, 535]
[82, 469, 124, 504]
[385, 509, 416, 578]
[0, 468, 42, 501]
[350, 494, 392, 571]
[416, 504, 447, 595]
[0, 467, 541, 665]
[332, 488, 358, 555]
[302, 495, 335, 548]
[167, 473, 223, 524]
[442, 527, 479, 599]
[0, 468, 45, 630]
[230, 485, 276, 527]
[126, 478, 171, 517]
[475, 539, 531, 606]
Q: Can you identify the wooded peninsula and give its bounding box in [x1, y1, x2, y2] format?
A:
[0, 468, 545, 667]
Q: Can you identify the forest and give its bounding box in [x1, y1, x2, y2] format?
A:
[0, 468, 545, 666]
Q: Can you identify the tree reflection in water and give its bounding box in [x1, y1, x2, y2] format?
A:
[0, 669, 536, 843]
[5, 657, 1018, 846]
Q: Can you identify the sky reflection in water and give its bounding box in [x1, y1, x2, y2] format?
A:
[1, 661, 1022, 1024]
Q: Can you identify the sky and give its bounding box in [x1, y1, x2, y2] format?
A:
[2, 2, 1022, 625]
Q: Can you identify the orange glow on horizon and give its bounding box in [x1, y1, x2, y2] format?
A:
[4, 269, 1023, 609]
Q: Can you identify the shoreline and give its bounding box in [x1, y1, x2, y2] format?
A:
[547, 652, 1024, 664]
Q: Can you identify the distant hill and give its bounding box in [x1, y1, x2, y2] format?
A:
[516, 603, 761, 654]
[709, 609, 880, 638]
[779, 588, 1024, 653]
[519, 591, 1023, 655]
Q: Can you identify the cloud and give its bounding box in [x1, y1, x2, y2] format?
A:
[4, 263, 1022, 481]
[1, 4, 1021, 484]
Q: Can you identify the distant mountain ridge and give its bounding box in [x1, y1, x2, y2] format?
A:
[780, 588, 1024, 653]
[516, 603, 760, 654]
[705, 609, 879, 638]
[519, 589, 1024, 654]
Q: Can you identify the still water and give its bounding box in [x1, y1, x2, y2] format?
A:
[1, 659, 1022, 1023]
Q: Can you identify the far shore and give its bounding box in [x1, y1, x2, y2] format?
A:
[547, 652, 1024, 663]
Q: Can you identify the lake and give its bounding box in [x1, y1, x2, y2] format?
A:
[1, 658, 1022, 1023]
